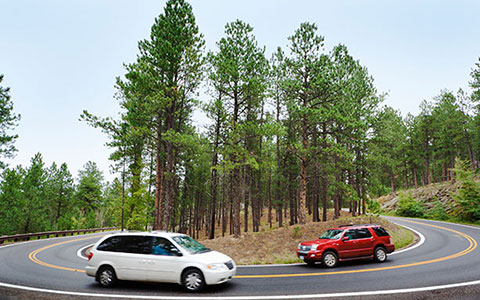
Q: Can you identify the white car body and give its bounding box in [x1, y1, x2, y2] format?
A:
[86, 231, 236, 288]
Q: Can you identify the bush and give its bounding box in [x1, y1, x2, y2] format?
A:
[426, 200, 449, 221]
[453, 158, 480, 222]
[366, 199, 382, 214]
[396, 192, 425, 218]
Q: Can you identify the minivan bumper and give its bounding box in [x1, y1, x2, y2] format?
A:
[85, 265, 97, 277]
[204, 267, 236, 285]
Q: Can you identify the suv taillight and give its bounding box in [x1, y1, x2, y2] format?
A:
[88, 252, 93, 261]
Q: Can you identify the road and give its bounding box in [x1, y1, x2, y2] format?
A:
[1, 217, 480, 299]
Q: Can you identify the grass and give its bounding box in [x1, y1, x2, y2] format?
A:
[200, 211, 415, 265]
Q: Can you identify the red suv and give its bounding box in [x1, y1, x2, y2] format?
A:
[297, 224, 395, 267]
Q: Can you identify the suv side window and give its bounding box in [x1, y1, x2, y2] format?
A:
[344, 230, 358, 240]
[152, 237, 179, 256]
[345, 228, 372, 240]
[373, 227, 389, 237]
[355, 228, 372, 239]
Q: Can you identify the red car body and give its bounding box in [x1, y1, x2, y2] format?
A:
[297, 224, 395, 267]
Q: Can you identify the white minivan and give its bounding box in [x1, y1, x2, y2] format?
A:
[86, 231, 236, 292]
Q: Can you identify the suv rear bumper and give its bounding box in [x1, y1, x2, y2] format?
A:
[386, 244, 395, 253]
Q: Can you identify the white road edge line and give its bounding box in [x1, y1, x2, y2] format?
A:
[77, 244, 94, 261]
[390, 223, 425, 255]
[2, 280, 480, 299]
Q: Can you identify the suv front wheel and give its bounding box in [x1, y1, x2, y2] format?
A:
[374, 246, 387, 263]
[322, 251, 338, 268]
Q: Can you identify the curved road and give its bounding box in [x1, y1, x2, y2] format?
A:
[1, 217, 480, 299]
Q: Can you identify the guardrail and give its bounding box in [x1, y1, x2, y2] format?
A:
[0, 227, 118, 245]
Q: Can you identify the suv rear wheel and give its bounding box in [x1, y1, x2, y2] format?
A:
[182, 268, 205, 292]
[96, 266, 117, 287]
[374, 246, 387, 263]
[322, 251, 338, 268]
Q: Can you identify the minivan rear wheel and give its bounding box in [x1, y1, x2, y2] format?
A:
[182, 268, 205, 292]
[96, 266, 117, 287]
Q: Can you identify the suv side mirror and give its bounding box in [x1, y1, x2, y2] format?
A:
[342, 236, 350, 241]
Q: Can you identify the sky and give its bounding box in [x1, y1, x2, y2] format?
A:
[1, 0, 479, 182]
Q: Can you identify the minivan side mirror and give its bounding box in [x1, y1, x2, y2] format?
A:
[170, 248, 183, 257]
[342, 236, 350, 241]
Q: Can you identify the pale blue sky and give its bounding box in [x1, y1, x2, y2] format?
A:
[1, 0, 479, 181]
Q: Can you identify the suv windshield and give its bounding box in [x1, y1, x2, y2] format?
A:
[172, 235, 211, 254]
[319, 229, 344, 240]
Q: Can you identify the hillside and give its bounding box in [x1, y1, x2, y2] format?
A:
[377, 181, 459, 214]
[200, 213, 413, 265]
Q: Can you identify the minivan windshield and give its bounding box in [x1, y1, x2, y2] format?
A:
[319, 229, 344, 240]
[172, 235, 211, 254]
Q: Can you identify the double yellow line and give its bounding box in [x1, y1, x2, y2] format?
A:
[29, 237, 95, 273]
[28, 220, 477, 279]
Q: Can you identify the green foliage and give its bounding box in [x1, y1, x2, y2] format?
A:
[0, 74, 20, 169]
[396, 192, 425, 218]
[291, 226, 301, 239]
[453, 158, 480, 222]
[426, 199, 449, 221]
[366, 199, 382, 215]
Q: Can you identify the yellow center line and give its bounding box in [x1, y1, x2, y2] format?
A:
[28, 220, 478, 279]
[29, 236, 98, 273]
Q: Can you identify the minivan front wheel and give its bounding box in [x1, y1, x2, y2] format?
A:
[182, 268, 205, 292]
[96, 266, 117, 287]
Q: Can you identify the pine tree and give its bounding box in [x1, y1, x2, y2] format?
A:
[0, 75, 20, 169]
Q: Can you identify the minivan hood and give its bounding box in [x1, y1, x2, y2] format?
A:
[191, 250, 232, 264]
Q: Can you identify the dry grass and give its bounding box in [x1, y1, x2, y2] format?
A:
[200, 211, 413, 265]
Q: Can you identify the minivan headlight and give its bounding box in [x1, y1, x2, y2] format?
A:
[207, 263, 228, 270]
[311, 244, 319, 251]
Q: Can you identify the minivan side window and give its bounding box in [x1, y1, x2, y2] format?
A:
[152, 237, 179, 256]
[121, 236, 153, 254]
[97, 236, 123, 252]
[97, 236, 153, 254]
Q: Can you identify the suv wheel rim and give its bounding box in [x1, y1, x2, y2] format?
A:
[324, 253, 336, 267]
[376, 248, 386, 261]
[100, 270, 113, 286]
[185, 272, 202, 290]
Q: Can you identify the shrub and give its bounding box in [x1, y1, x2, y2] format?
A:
[426, 200, 449, 221]
[453, 158, 480, 222]
[367, 199, 382, 214]
[396, 192, 425, 218]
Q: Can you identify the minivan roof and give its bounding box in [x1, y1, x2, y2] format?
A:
[104, 231, 188, 238]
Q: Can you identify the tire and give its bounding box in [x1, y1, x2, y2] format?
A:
[322, 251, 338, 268]
[96, 266, 117, 288]
[374, 246, 387, 263]
[182, 268, 205, 292]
